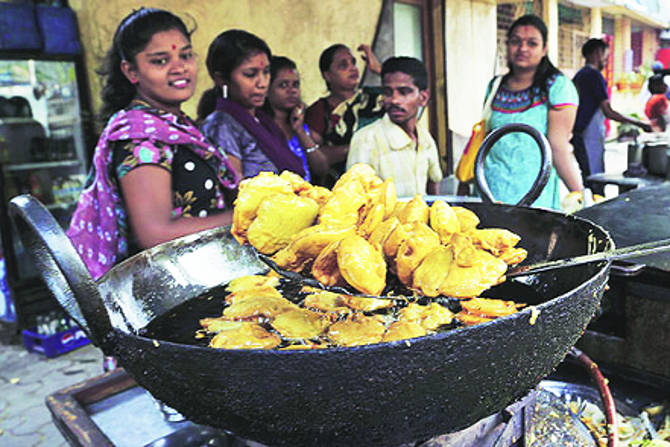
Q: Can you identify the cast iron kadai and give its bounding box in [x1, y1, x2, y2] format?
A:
[9, 187, 616, 447]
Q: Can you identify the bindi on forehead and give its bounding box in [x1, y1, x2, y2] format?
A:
[512, 26, 542, 40]
[241, 52, 269, 69]
[172, 44, 177, 50]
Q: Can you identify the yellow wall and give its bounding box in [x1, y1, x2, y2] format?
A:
[69, 0, 382, 119]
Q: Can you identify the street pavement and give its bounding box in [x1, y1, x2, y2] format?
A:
[0, 138, 633, 447]
[0, 322, 103, 446]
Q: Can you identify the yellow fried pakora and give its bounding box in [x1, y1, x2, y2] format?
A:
[450, 233, 478, 268]
[200, 316, 233, 333]
[438, 250, 508, 298]
[396, 195, 430, 224]
[366, 178, 397, 219]
[279, 170, 311, 193]
[337, 235, 387, 296]
[224, 286, 283, 305]
[298, 185, 332, 208]
[452, 206, 480, 232]
[272, 225, 355, 272]
[231, 172, 294, 244]
[311, 240, 347, 288]
[383, 222, 413, 261]
[381, 178, 398, 219]
[333, 163, 380, 192]
[412, 245, 455, 297]
[247, 193, 319, 254]
[233, 166, 527, 309]
[318, 181, 367, 229]
[209, 321, 281, 349]
[368, 217, 400, 252]
[270, 309, 330, 339]
[302, 288, 351, 314]
[382, 320, 427, 342]
[470, 228, 522, 257]
[223, 295, 299, 320]
[498, 247, 528, 265]
[430, 200, 460, 244]
[343, 295, 395, 312]
[395, 222, 441, 287]
[398, 302, 454, 330]
[459, 297, 525, 318]
[327, 313, 386, 347]
[358, 203, 386, 238]
[226, 275, 280, 293]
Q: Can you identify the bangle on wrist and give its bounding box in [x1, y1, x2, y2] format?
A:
[304, 143, 320, 154]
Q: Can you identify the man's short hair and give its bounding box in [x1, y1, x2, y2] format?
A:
[381, 56, 428, 91]
[649, 74, 667, 94]
[582, 38, 608, 58]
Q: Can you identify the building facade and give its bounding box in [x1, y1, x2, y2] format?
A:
[69, 0, 669, 174]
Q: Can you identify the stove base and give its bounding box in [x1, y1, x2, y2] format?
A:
[48, 368, 606, 447]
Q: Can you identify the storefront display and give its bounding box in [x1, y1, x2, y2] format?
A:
[0, 56, 93, 330]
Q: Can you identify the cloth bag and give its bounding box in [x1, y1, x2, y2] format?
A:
[455, 76, 503, 182]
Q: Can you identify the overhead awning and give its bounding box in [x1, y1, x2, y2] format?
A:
[563, 0, 669, 28]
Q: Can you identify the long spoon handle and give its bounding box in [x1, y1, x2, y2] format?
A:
[507, 237, 670, 278]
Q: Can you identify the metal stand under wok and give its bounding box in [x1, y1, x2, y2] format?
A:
[47, 367, 605, 447]
[9, 193, 615, 447]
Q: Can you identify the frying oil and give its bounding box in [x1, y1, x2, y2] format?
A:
[140, 279, 542, 349]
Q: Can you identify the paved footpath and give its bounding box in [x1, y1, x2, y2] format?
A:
[0, 325, 103, 447]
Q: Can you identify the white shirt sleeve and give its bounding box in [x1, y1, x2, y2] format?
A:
[427, 139, 444, 183]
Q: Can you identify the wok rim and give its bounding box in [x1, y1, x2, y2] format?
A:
[106, 202, 615, 354]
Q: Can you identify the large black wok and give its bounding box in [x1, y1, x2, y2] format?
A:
[9, 191, 612, 447]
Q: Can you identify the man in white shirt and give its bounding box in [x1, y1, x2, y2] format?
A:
[346, 56, 443, 197]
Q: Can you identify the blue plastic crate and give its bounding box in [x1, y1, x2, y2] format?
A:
[22, 325, 90, 358]
[0, 258, 15, 323]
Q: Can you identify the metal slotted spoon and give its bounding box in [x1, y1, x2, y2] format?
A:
[507, 237, 670, 278]
[256, 252, 413, 301]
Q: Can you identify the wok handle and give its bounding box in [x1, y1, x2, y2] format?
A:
[9, 194, 113, 349]
[474, 123, 552, 207]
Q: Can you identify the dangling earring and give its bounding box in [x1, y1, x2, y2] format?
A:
[222, 84, 228, 99]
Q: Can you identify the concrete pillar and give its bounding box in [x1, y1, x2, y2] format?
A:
[642, 27, 658, 67]
[590, 8, 602, 38]
[614, 16, 632, 75]
[542, 0, 559, 64]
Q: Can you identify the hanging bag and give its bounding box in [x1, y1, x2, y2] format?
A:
[455, 75, 503, 183]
